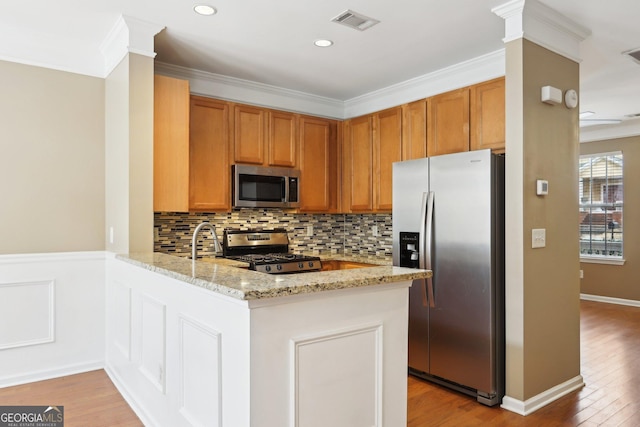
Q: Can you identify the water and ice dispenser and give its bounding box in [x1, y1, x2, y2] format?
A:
[399, 232, 420, 269]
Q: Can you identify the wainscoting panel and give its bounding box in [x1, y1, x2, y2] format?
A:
[0, 280, 54, 350]
[0, 251, 105, 387]
[178, 316, 222, 427]
[113, 281, 132, 360]
[291, 324, 382, 427]
[139, 295, 167, 393]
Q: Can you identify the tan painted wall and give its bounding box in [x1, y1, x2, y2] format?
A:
[0, 60, 105, 254]
[505, 39, 581, 401]
[105, 56, 130, 254]
[105, 54, 155, 254]
[580, 135, 640, 300]
[128, 54, 154, 253]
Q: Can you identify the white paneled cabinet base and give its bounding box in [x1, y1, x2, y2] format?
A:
[105, 257, 410, 427]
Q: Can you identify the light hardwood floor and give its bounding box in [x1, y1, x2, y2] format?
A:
[0, 300, 638, 426]
[408, 300, 640, 426]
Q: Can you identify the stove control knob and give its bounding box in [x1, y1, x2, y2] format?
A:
[308, 261, 314, 268]
[298, 262, 304, 268]
[277, 264, 282, 271]
[265, 265, 271, 272]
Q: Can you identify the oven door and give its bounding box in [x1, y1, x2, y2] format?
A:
[232, 165, 299, 208]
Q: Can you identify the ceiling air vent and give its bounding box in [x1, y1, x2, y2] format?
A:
[331, 9, 380, 31]
[623, 47, 640, 64]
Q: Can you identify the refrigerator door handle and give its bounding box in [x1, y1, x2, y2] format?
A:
[425, 191, 435, 307]
[418, 192, 429, 307]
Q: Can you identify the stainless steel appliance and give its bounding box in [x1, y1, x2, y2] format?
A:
[232, 164, 300, 209]
[223, 228, 321, 273]
[392, 149, 505, 406]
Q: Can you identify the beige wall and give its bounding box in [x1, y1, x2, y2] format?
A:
[105, 54, 155, 254]
[505, 39, 581, 401]
[0, 60, 105, 254]
[580, 135, 640, 300]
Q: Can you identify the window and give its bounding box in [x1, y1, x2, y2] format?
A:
[579, 152, 623, 259]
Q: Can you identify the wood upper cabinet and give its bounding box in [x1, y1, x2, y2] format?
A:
[427, 87, 470, 156]
[344, 115, 374, 212]
[268, 110, 297, 167]
[374, 107, 403, 211]
[298, 116, 339, 212]
[402, 100, 427, 160]
[154, 75, 190, 212]
[470, 77, 505, 153]
[189, 96, 231, 211]
[233, 104, 266, 165]
[343, 107, 402, 213]
[232, 104, 297, 167]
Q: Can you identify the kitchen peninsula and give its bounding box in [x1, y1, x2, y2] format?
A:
[105, 252, 430, 427]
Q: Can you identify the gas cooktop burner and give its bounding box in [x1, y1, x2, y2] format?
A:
[222, 228, 322, 274]
[228, 253, 321, 274]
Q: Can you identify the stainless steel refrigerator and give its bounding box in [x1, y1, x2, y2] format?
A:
[392, 149, 504, 406]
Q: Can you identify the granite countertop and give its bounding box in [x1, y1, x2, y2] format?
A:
[116, 252, 431, 301]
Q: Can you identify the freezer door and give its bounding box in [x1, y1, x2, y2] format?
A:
[392, 158, 430, 374]
[428, 150, 498, 395]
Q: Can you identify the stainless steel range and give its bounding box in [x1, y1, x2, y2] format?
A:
[222, 228, 321, 274]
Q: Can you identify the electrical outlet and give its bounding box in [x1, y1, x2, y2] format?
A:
[307, 225, 313, 237]
[372, 225, 378, 237]
[532, 228, 546, 248]
[109, 227, 114, 244]
[580, 270, 584, 279]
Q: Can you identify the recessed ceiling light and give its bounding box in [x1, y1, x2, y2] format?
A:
[194, 4, 216, 16]
[314, 39, 333, 48]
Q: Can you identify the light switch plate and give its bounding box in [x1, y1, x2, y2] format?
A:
[532, 228, 546, 248]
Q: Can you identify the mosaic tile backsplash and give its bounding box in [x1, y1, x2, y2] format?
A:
[155, 210, 392, 258]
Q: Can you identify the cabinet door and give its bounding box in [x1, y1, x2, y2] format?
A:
[189, 96, 231, 211]
[374, 107, 403, 211]
[345, 115, 374, 212]
[154, 75, 189, 212]
[298, 116, 338, 212]
[470, 77, 505, 153]
[402, 100, 427, 160]
[233, 104, 266, 165]
[427, 88, 470, 156]
[268, 110, 297, 167]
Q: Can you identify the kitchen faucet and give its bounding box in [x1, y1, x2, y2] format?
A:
[191, 222, 222, 260]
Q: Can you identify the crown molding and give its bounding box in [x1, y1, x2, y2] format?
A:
[101, 15, 164, 77]
[0, 23, 105, 78]
[154, 62, 345, 119]
[344, 49, 505, 119]
[156, 49, 505, 120]
[492, 0, 591, 62]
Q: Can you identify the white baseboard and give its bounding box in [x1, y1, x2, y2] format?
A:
[104, 365, 156, 427]
[0, 360, 104, 388]
[501, 375, 584, 416]
[580, 293, 640, 307]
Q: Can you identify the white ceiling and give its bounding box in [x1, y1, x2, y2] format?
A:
[2, 0, 640, 139]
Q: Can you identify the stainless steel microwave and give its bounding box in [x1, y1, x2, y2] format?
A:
[232, 164, 300, 208]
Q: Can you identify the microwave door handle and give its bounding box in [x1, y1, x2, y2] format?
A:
[283, 176, 289, 204]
